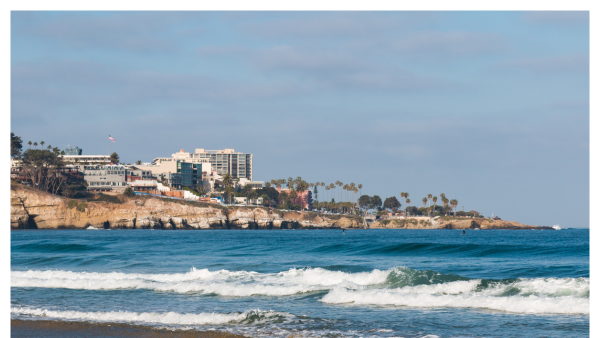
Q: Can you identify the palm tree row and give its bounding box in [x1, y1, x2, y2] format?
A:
[397, 192, 460, 217]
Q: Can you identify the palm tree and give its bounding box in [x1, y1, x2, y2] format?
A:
[422, 197, 427, 208]
[47, 145, 51, 150]
[432, 196, 438, 216]
[358, 184, 363, 198]
[442, 197, 449, 216]
[427, 194, 432, 208]
[450, 199, 458, 217]
[222, 173, 234, 204]
[33, 142, 38, 149]
[329, 183, 335, 201]
[40, 141, 45, 148]
[405, 199, 411, 217]
[28, 141, 32, 149]
[335, 181, 342, 202]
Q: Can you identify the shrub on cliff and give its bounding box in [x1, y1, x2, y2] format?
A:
[68, 200, 77, 209]
[94, 194, 122, 204]
[77, 202, 87, 212]
[124, 187, 135, 198]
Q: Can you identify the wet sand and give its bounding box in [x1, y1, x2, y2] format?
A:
[11, 319, 247, 338]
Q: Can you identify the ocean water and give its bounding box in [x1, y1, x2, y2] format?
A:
[11, 229, 589, 337]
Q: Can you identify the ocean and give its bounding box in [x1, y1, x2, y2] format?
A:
[11, 228, 589, 337]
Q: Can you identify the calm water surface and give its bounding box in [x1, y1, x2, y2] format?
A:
[11, 229, 589, 337]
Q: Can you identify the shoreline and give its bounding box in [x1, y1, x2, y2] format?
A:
[11, 319, 246, 338]
[11, 184, 550, 231]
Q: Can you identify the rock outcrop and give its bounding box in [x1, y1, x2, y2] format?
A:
[368, 216, 551, 230]
[10, 185, 548, 231]
[10, 185, 363, 230]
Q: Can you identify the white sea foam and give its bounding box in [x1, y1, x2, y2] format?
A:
[11, 307, 288, 326]
[11, 267, 390, 296]
[12, 267, 589, 314]
[320, 277, 590, 315]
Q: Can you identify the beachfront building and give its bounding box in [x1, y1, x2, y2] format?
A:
[83, 164, 128, 192]
[128, 179, 158, 192]
[61, 154, 112, 164]
[237, 178, 264, 190]
[139, 155, 212, 190]
[126, 167, 154, 182]
[160, 148, 253, 181]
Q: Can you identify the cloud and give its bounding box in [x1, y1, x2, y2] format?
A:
[497, 55, 589, 77]
[241, 12, 435, 39]
[393, 31, 507, 60]
[11, 12, 207, 52]
[523, 11, 589, 26]
[252, 45, 366, 73]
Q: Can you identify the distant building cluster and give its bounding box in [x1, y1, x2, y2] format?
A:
[11, 145, 301, 207]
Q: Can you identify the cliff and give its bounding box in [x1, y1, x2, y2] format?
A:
[10, 185, 362, 230]
[369, 216, 551, 230]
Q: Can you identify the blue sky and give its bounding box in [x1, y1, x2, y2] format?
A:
[11, 11, 589, 227]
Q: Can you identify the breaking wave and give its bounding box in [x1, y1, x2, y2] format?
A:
[11, 307, 290, 326]
[12, 267, 588, 314]
[11, 267, 389, 296]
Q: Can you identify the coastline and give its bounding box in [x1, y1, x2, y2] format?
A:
[11, 184, 550, 231]
[11, 319, 246, 338]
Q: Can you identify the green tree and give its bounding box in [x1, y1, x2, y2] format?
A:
[135, 160, 142, 165]
[383, 196, 401, 213]
[358, 195, 371, 214]
[11, 133, 23, 158]
[33, 142, 38, 149]
[427, 194, 432, 208]
[21, 148, 66, 194]
[432, 196, 438, 215]
[124, 187, 135, 197]
[405, 198, 411, 216]
[370, 195, 382, 211]
[27, 141, 32, 149]
[243, 183, 253, 197]
[260, 194, 271, 207]
[222, 173, 234, 204]
[40, 141, 45, 148]
[110, 152, 120, 164]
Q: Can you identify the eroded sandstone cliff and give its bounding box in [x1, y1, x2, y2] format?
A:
[10, 185, 363, 230]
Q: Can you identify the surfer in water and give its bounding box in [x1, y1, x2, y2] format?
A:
[343, 229, 345, 235]
[462, 229, 466, 235]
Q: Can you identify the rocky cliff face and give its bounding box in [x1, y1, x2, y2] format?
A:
[10, 185, 363, 230]
[368, 216, 550, 230]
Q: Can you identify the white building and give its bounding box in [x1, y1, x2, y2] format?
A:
[156, 148, 253, 181]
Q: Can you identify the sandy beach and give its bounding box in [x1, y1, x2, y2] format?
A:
[11, 320, 247, 338]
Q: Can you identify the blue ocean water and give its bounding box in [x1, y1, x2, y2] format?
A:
[11, 229, 589, 337]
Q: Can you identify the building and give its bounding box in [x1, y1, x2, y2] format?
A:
[129, 179, 158, 192]
[157, 148, 253, 181]
[126, 167, 154, 182]
[234, 196, 264, 205]
[64, 146, 83, 155]
[137, 158, 210, 190]
[83, 165, 128, 192]
[237, 178, 264, 190]
[61, 154, 112, 164]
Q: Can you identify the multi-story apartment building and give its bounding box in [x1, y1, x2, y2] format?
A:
[83, 165, 128, 191]
[159, 148, 253, 181]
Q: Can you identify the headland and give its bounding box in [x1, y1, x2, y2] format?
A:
[11, 184, 552, 231]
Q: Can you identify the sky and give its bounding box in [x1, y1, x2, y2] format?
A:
[10, 11, 589, 227]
